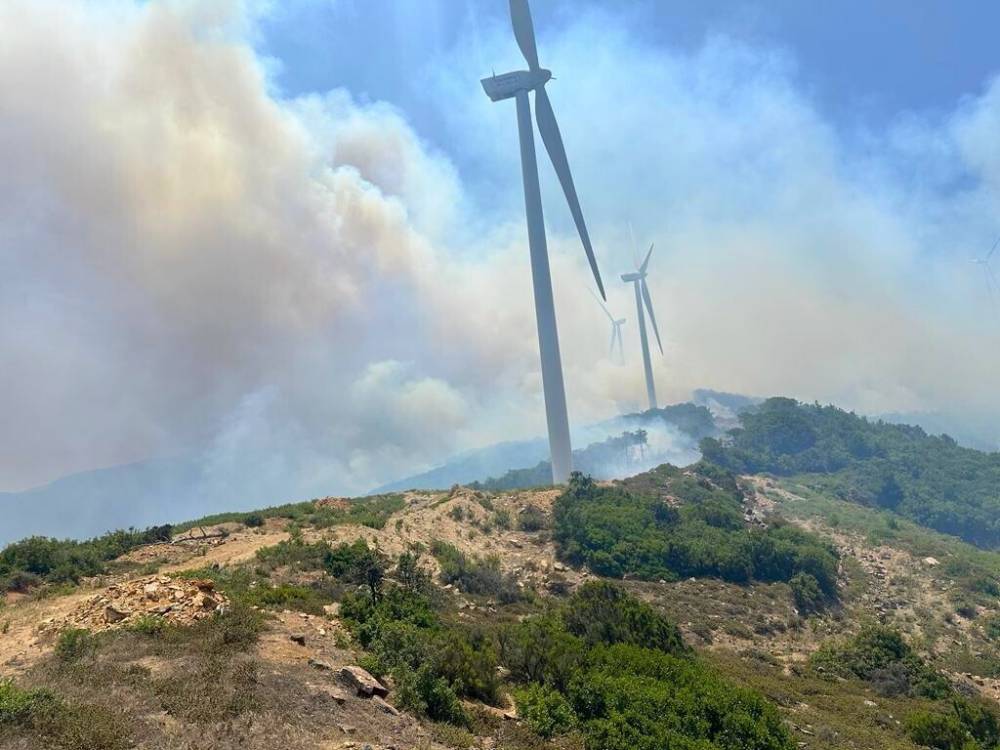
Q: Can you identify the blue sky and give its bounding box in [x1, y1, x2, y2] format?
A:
[257, 0, 1000, 163]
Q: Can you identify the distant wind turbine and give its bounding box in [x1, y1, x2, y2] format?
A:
[481, 0, 605, 484]
[590, 289, 626, 364]
[621, 242, 663, 410]
[971, 236, 1000, 315]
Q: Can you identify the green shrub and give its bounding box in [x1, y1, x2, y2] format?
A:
[789, 572, 824, 614]
[431, 541, 522, 603]
[984, 615, 1000, 642]
[553, 471, 838, 594]
[562, 581, 686, 655]
[905, 709, 972, 750]
[811, 625, 951, 699]
[127, 614, 167, 636]
[55, 628, 95, 662]
[499, 614, 586, 691]
[243, 513, 265, 528]
[701, 397, 1000, 549]
[0, 680, 129, 750]
[0, 680, 57, 725]
[394, 664, 467, 725]
[519, 505, 548, 532]
[514, 683, 577, 737]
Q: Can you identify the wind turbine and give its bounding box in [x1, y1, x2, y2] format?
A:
[590, 289, 626, 364]
[482, 0, 605, 484]
[621, 242, 663, 410]
[971, 235, 1000, 315]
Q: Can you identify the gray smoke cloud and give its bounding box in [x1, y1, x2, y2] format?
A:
[2, 0, 999, 518]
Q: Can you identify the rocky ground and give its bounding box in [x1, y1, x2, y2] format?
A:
[1, 478, 998, 749]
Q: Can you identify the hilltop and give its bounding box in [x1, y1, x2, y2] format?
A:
[1, 400, 999, 750]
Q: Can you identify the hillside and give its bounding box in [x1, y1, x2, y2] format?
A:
[702, 397, 1000, 548]
[2, 454, 1000, 750]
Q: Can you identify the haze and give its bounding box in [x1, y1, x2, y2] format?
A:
[2, 0, 999, 516]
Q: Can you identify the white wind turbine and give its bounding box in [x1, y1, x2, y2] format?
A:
[482, 0, 605, 484]
[971, 236, 1000, 315]
[621, 242, 663, 410]
[590, 289, 626, 364]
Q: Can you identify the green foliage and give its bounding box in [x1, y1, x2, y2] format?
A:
[984, 615, 1000, 642]
[518, 504, 548, 532]
[553, 471, 838, 597]
[173, 494, 406, 534]
[561, 581, 686, 654]
[126, 614, 167, 636]
[243, 512, 265, 528]
[905, 699, 1000, 750]
[55, 628, 95, 662]
[340, 559, 501, 724]
[395, 664, 467, 725]
[0, 525, 172, 591]
[514, 683, 577, 738]
[702, 397, 1000, 549]
[0, 679, 129, 750]
[569, 644, 792, 750]
[811, 625, 952, 699]
[498, 586, 792, 750]
[788, 572, 824, 614]
[431, 540, 523, 603]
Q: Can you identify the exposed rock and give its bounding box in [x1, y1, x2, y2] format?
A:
[371, 696, 400, 716]
[290, 633, 307, 647]
[46, 575, 230, 633]
[309, 658, 336, 672]
[340, 666, 388, 698]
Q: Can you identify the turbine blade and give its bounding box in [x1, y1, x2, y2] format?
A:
[509, 0, 539, 71]
[641, 279, 663, 354]
[988, 234, 1000, 261]
[589, 287, 614, 322]
[640, 243, 654, 274]
[535, 85, 605, 299]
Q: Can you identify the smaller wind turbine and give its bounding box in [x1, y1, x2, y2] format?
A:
[622, 242, 663, 410]
[971, 235, 1000, 315]
[590, 289, 626, 364]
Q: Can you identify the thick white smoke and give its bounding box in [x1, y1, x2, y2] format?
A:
[1, 0, 999, 519]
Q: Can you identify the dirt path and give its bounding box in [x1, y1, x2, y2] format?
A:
[0, 588, 95, 676]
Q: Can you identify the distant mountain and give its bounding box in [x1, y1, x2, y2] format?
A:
[0, 457, 204, 548]
[373, 402, 722, 493]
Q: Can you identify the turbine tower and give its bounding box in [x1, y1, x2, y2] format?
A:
[621, 243, 662, 410]
[971, 235, 1000, 315]
[591, 289, 626, 364]
[482, 0, 605, 484]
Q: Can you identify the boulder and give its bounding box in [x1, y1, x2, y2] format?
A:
[340, 666, 388, 698]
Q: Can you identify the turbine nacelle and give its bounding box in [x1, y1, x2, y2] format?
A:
[621, 271, 645, 282]
[481, 68, 553, 102]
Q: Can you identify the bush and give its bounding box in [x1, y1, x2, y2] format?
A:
[514, 684, 577, 738]
[431, 541, 522, 603]
[519, 505, 548, 532]
[394, 664, 467, 725]
[55, 628, 95, 662]
[984, 615, 1000, 642]
[0, 679, 129, 750]
[243, 513, 265, 528]
[789, 572, 824, 614]
[811, 625, 951, 699]
[905, 709, 972, 750]
[562, 581, 686, 655]
[702, 397, 1000, 549]
[553, 471, 838, 595]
